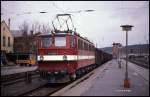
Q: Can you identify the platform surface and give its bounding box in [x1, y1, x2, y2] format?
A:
[57, 59, 149, 96]
[1, 66, 38, 76]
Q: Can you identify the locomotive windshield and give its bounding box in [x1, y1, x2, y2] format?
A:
[40, 34, 66, 48]
[55, 36, 66, 47]
[42, 37, 52, 48]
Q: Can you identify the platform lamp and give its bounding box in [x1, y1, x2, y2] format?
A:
[120, 24, 134, 88]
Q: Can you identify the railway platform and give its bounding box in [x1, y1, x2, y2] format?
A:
[51, 59, 149, 96]
[1, 65, 38, 76]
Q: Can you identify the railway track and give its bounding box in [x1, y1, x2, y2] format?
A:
[22, 83, 68, 96]
[1, 69, 88, 96]
[128, 58, 149, 69]
[20, 73, 93, 96]
[20, 66, 97, 96]
[12, 67, 94, 96]
[1, 71, 40, 86]
[2, 74, 40, 86]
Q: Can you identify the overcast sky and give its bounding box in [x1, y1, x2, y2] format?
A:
[1, 1, 149, 48]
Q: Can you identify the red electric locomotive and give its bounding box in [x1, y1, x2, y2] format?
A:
[37, 14, 95, 83]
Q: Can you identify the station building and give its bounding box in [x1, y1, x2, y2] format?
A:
[1, 20, 14, 53]
[112, 43, 122, 59]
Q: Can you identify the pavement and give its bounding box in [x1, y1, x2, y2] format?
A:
[53, 59, 149, 96]
[1, 65, 38, 76]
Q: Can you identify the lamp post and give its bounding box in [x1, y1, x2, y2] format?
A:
[120, 24, 133, 88]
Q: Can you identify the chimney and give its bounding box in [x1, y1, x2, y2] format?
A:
[30, 30, 33, 36]
[8, 18, 10, 29]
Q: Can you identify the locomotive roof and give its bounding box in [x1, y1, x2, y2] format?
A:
[38, 32, 94, 45]
[78, 36, 94, 45]
[38, 33, 66, 36]
[75, 33, 94, 45]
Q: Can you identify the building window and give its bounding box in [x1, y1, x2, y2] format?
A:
[8, 37, 10, 47]
[3, 36, 6, 47]
[3, 27, 5, 32]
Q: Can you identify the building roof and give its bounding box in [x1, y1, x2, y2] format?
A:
[1, 20, 13, 37]
[1, 21, 9, 30]
[11, 30, 24, 37]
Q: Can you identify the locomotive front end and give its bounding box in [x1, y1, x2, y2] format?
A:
[37, 32, 78, 83]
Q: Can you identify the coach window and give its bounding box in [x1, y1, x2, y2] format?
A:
[55, 36, 66, 47]
[42, 37, 52, 48]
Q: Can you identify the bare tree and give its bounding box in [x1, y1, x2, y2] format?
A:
[41, 23, 52, 33]
[19, 21, 29, 36]
[31, 22, 52, 34]
[31, 21, 40, 34]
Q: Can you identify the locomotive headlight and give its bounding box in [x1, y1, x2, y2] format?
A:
[63, 55, 67, 61]
[54, 71, 58, 74]
[40, 55, 44, 61]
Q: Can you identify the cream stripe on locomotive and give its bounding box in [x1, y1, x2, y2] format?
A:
[37, 55, 95, 61]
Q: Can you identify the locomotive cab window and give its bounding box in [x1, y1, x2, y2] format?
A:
[55, 36, 66, 47]
[42, 37, 52, 48]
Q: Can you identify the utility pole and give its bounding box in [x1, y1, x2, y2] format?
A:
[120, 24, 134, 88]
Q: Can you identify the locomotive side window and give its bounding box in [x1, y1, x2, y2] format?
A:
[92, 45, 94, 51]
[81, 40, 84, 50]
[89, 44, 91, 51]
[71, 35, 76, 48]
[83, 42, 86, 50]
[85, 42, 88, 50]
[55, 37, 66, 47]
[88, 44, 90, 51]
[84, 42, 85, 50]
[78, 39, 83, 50]
[78, 39, 80, 49]
[90, 44, 93, 51]
[42, 37, 52, 48]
